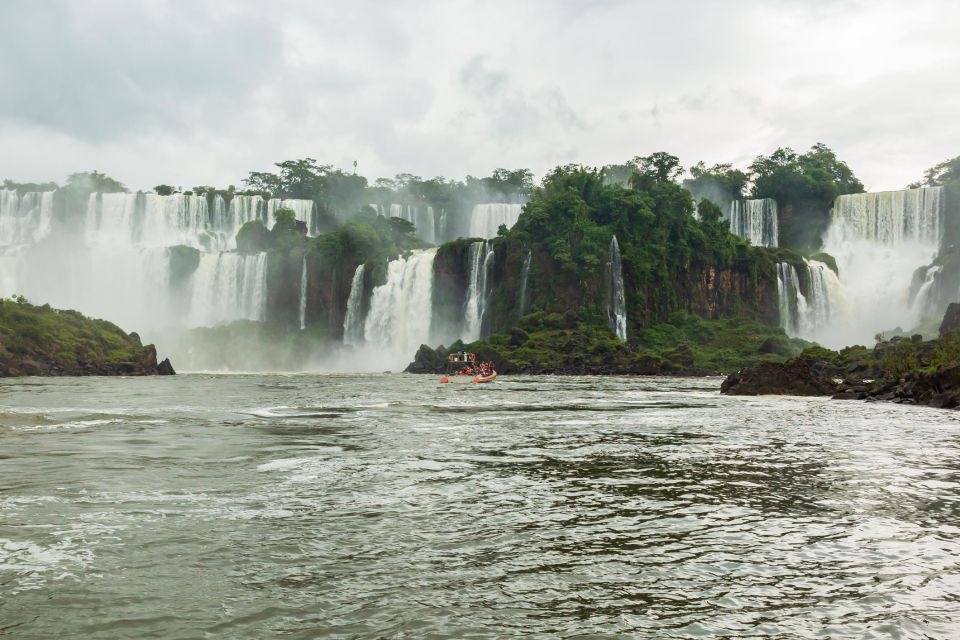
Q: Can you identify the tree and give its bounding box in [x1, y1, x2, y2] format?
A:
[65, 170, 126, 193]
[153, 184, 176, 196]
[911, 155, 960, 188]
[272, 206, 297, 231]
[749, 143, 863, 250]
[629, 152, 683, 191]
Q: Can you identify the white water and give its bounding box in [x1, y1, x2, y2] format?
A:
[778, 259, 842, 342]
[361, 249, 437, 370]
[342, 264, 366, 346]
[267, 198, 315, 233]
[518, 250, 532, 316]
[468, 203, 523, 239]
[2, 190, 276, 350]
[187, 252, 268, 327]
[607, 236, 627, 340]
[299, 257, 308, 330]
[812, 187, 944, 346]
[374, 204, 437, 244]
[729, 198, 778, 248]
[462, 241, 494, 342]
[0, 190, 53, 245]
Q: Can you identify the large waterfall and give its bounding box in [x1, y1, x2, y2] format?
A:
[1, 189, 54, 245]
[809, 186, 945, 346]
[777, 259, 842, 342]
[361, 249, 437, 370]
[342, 264, 366, 346]
[729, 198, 778, 248]
[462, 240, 495, 342]
[468, 203, 523, 239]
[1, 189, 274, 355]
[606, 236, 627, 340]
[187, 252, 268, 327]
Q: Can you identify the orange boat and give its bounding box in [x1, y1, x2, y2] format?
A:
[439, 351, 497, 384]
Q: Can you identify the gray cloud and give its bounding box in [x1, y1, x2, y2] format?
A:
[0, 0, 956, 190]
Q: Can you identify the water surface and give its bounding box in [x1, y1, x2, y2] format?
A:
[3, 374, 960, 638]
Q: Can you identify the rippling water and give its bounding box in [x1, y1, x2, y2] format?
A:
[3, 374, 960, 638]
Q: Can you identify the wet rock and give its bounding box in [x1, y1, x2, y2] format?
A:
[940, 303, 960, 337]
[721, 359, 838, 396]
[158, 358, 176, 375]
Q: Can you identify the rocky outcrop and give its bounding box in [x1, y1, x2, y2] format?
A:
[0, 299, 174, 377]
[721, 359, 838, 396]
[833, 363, 960, 408]
[940, 302, 960, 336]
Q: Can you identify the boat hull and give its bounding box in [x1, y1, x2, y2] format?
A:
[440, 371, 498, 384]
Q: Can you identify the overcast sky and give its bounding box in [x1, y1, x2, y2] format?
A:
[1, 0, 957, 192]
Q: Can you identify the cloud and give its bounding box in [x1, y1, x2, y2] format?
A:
[0, 0, 957, 191]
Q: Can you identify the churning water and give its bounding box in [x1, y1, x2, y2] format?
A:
[3, 375, 960, 638]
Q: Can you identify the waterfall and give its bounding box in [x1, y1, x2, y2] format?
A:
[438, 208, 448, 243]
[342, 264, 366, 345]
[267, 198, 315, 233]
[462, 240, 495, 341]
[811, 186, 945, 346]
[729, 198, 778, 247]
[778, 259, 841, 341]
[382, 204, 436, 244]
[518, 250, 532, 316]
[362, 249, 436, 369]
[0, 190, 53, 245]
[211, 194, 264, 251]
[606, 236, 627, 340]
[298, 257, 308, 331]
[468, 203, 523, 239]
[188, 252, 268, 327]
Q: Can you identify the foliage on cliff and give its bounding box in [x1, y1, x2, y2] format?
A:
[409, 311, 801, 376]
[0, 297, 167, 376]
[497, 156, 780, 336]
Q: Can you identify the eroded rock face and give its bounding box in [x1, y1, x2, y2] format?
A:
[940, 303, 960, 337]
[721, 359, 838, 396]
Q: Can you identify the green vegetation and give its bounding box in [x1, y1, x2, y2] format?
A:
[420, 312, 801, 375]
[0, 297, 157, 375]
[749, 143, 864, 251]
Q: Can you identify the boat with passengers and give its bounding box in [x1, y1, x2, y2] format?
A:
[439, 351, 497, 384]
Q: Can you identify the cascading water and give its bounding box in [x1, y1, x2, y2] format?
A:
[361, 249, 437, 370]
[299, 257, 308, 331]
[814, 186, 945, 346]
[382, 204, 437, 244]
[518, 250, 532, 316]
[0, 190, 53, 245]
[729, 198, 778, 248]
[462, 240, 495, 342]
[342, 264, 366, 346]
[267, 198, 315, 233]
[468, 203, 523, 239]
[187, 252, 268, 327]
[777, 259, 841, 342]
[606, 236, 627, 340]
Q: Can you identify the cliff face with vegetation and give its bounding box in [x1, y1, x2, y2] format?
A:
[0, 297, 173, 376]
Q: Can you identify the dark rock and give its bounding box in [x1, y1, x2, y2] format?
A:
[404, 344, 444, 374]
[940, 303, 960, 337]
[721, 359, 838, 396]
[832, 390, 868, 400]
[158, 358, 176, 375]
[236, 221, 271, 253]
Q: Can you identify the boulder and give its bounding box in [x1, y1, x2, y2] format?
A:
[158, 358, 176, 375]
[721, 359, 838, 396]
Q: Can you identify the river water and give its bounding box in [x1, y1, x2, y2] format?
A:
[2, 374, 960, 638]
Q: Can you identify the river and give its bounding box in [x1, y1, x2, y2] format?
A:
[2, 374, 960, 638]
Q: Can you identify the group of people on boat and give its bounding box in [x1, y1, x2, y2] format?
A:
[441, 351, 497, 384]
[457, 361, 494, 377]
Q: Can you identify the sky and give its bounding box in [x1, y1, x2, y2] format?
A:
[1, 0, 958, 192]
